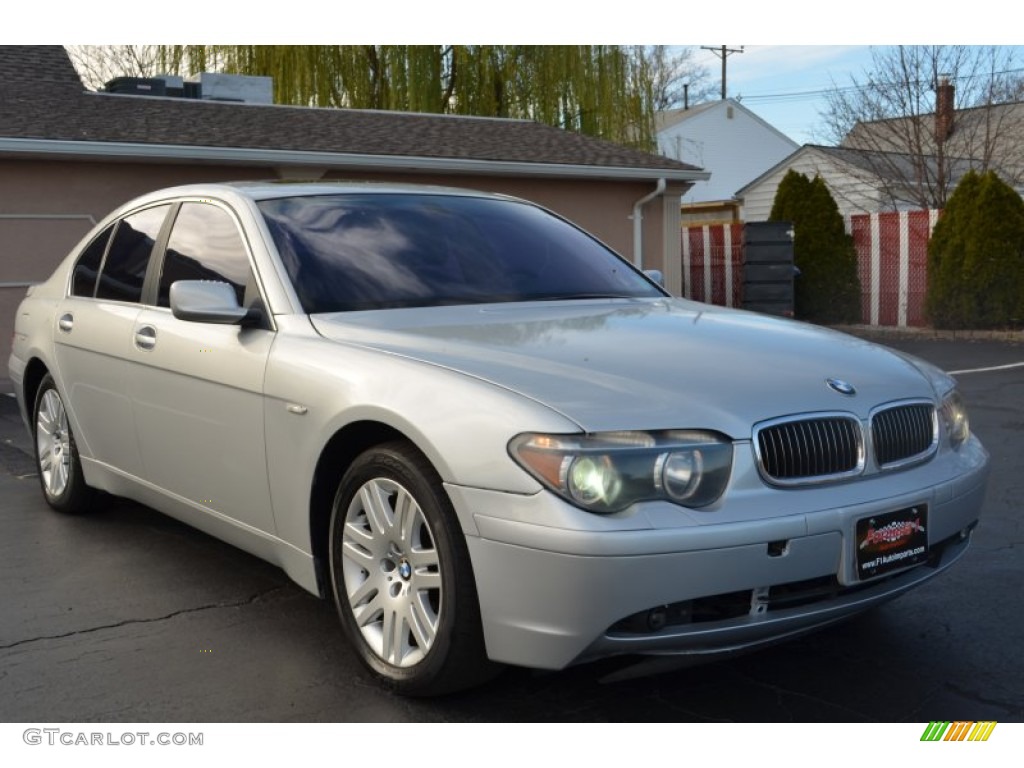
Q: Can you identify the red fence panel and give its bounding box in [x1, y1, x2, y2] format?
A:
[905, 210, 933, 327]
[681, 223, 743, 308]
[849, 214, 874, 324]
[877, 212, 901, 327]
[848, 210, 940, 328]
[682, 212, 939, 327]
[729, 222, 743, 308]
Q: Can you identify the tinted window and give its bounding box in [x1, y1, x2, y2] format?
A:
[71, 225, 113, 297]
[257, 194, 664, 313]
[95, 205, 170, 303]
[158, 203, 252, 307]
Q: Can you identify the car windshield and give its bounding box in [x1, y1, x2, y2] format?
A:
[257, 193, 664, 313]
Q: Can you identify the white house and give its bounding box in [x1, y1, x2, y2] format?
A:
[740, 81, 1024, 222]
[737, 144, 990, 222]
[656, 99, 798, 222]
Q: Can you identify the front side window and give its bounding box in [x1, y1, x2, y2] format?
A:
[158, 202, 253, 307]
[257, 194, 664, 314]
[95, 205, 170, 303]
[71, 225, 114, 297]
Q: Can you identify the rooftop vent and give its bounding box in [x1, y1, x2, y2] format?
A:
[103, 72, 273, 105]
[104, 77, 167, 97]
[195, 72, 273, 104]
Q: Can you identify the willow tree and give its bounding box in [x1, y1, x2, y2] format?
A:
[155, 45, 665, 149]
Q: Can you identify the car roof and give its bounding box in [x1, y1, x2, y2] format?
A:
[122, 180, 514, 207]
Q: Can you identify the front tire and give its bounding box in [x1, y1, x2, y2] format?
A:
[328, 441, 496, 695]
[32, 373, 93, 513]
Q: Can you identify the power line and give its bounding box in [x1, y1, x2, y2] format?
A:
[738, 67, 1024, 106]
[701, 45, 744, 100]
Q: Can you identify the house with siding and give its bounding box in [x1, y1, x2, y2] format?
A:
[0, 46, 708, 376]
[741, 81, 1024, 222]
[656, 99, 798, 224]
[738, 144, 1013, 222]
[843, 79, 1024, 189]
[739, 144, 936, 221]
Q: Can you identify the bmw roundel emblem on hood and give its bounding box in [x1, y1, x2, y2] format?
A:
[826, 378, 856, 396]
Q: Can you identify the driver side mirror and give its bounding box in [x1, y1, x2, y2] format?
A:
[644, 269, 664, 287]
[170, 280, 251, 325]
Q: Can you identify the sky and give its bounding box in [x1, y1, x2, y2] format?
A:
[708, 46, 879, 145]
[687, 45, 1024, 146]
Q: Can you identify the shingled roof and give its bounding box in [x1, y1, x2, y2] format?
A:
[0, 46, 706, 181]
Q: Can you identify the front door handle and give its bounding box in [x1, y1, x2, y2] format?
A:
[58, 313, 74, 333]
[134, 326, 157, 350]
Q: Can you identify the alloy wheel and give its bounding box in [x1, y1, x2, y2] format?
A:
[36, 388, 71, 498]
[339, 477, 443, 668]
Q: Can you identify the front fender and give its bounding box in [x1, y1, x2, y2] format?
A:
[261, 317, 579, 553]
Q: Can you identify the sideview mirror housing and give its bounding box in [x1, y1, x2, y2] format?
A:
[170, 280, 249, 325]
[644, 269, 664, 287]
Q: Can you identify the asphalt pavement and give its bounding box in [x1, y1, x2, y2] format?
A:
[1, 334, 1022, 722]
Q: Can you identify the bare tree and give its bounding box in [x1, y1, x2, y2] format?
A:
[638, 46, 715, 111]
[820, 45, 1024, 209]
[65, 45, 167, 90]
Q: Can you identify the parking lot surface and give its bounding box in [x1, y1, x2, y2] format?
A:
[1, 334, 1022, 722]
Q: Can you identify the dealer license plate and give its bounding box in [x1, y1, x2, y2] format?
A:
[855, 505, 929, 580]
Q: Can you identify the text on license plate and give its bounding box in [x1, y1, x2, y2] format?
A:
[855, 505, 929, 580]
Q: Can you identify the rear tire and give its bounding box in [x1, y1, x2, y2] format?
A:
[32, 374, 94, 513]
[328, 441, 498, 695]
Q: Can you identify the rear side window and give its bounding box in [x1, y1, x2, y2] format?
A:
[71, 225, 113, 297]
[95, 205, 170, 303]
[158, 202, 252, 307]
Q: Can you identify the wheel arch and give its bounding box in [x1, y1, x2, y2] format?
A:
[22, 357, 51, 419]
[309, 420, 418, 597]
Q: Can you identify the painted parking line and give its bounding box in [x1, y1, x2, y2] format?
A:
[949, 362, 1024, 375]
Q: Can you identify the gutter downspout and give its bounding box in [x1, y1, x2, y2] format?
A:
[631, 178, 666, 267]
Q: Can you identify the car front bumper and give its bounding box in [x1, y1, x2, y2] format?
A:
[448, 438, 989, 670]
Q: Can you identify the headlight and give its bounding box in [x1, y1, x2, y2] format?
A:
[941, 389, 970, 448]
[509, 430, 733, 514]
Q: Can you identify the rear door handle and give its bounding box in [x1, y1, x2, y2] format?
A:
[134, 326, 157, 350]
[58, 313, 74, 333]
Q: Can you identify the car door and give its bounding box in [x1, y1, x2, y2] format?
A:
[126, 199, 277, 535]
[52, 204, 172, 476]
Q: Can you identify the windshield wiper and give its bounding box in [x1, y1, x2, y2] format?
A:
[531, 293, 640, 301]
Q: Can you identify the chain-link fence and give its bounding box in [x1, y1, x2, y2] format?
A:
[681, 222, 743, 308]
[848, 210, 937, 328]
[683, 211, 939, 327]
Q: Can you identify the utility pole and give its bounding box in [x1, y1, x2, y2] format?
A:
[701, 45, 744, 100]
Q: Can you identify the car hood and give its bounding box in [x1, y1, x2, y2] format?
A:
[311, 299, 941, 437]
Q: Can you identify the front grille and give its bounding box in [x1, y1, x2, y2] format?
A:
[754, 415, 863, 484]
[871, 402, 937, 468]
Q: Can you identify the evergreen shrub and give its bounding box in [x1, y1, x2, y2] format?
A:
[927, 170, 1024, 329]
[769, 170, 861, 324]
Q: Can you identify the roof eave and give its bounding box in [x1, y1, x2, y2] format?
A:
[0, 137, 710, 183]
[734, 144, 811, 197]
